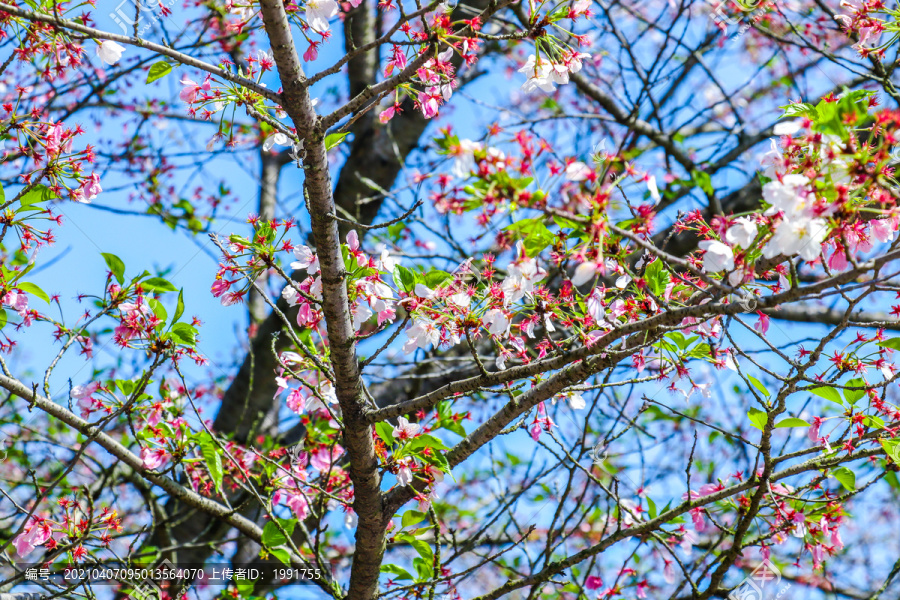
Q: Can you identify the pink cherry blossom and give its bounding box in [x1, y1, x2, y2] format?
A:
[179, 76, 210, 103]
[754, 311, 770, 335]
[141, 446, 170, 470]
[808, 416, 823, 442]
[287, 388, 306, 414]
[13, 519, 52, 556]
[310, 444, 344, 471]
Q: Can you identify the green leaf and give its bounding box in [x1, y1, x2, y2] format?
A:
[524, 225, 555, 257]
[747, 408, 768, 431]
[748, 376, 770, 398]
[199, 433, 224, 493]
[887, 471, 900, 491]
[877, 338, 900, 351]
[0, 308, 6, 330]
[325, 132, 349, 150]
[116, 379, 135, 397]
[262, 517, 297, 548]
[666, 331, 688, 350]
[101, 252, 126, 285]
[843, 378, 867, 404]
[387, 222, 406, 242]
[775, 417, 810, 428]
[414, 557, 433, 581]
[644, 259, 663, 295]
[442, 419, 466, 437]
[234, 576, 255, 596]
[146, 61, 173, 84]
[864, 415, 885, 430]
[171, 323, 198, 346]
[780, 102, 817, 119]
[401, 510, 426, 528]
[407, 434, 449, 451]
[881, 438, 900, 464]
[690, 170, 714, 196]
[375, 422, 395, 446]
[269, 547, 292, 566]
[505, 218, 555, 257]
[810, 386, 843, 405]
[646, 496, 657, 520]
[393, 265, 417, 293]
[832, 466, 856, 491]
[148, 298, 167, 324]
[15, 282, 50, 304]
[423, 269, 452, 289]
[142, 277, 178, 293]
[552, 215, 582, 231]
[380, 564, 414, 581]
[397, 532, 434, 563]
[19, 185, 56, 207]
[173, 289, 185, 323]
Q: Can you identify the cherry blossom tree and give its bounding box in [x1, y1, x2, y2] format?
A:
[3, 0, 900, 599]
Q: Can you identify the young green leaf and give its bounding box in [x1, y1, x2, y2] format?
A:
[397, 532, 434, 562]
[775, 417, 810, 428]
[171, 323, 198, 346]
[234, 576, 256, 596]
[325, 132, 349, 150]
[832, 466, 856, 491]
[843, 378, 866, 404]
[19, 185, 56, 207]
[101, 252, 126, 285]
[148, 298, 167, 324]
[376, 422, 395, 446]
[423, 268, 453, 289]
[414, 557, 433, 581]
[173, 289, 185, 323]
[142, 277, 178, 293]
[147, 61, 173, 83]
[380, 564, 414, 581]
[810, 386, 843, 405]
[747, 408, 768, 430]
[401, 510, 426, 528]
[15, 282, 50, 304]
[880, 438, 900, 464]
[199, 433, 224, 493]
[269, 547, 292, 566]
[407, 434, 450, 451]
[393, 265, 417, 293]
[690, 169, 714, 195]
[262, 518, 297, 548]
[878, 338, 900, 351]
[748, 376, 770, 398]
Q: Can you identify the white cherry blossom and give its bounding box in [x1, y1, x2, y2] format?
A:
[482, 309, 510, 337]
[572, 261, 599, 286]
[725, 218, 758, 249]
[291, 245, 319, 274]
[306, 0, 339, 32]
[763, 217, 828, 261]
[97, 41, 126, 65]
[403, 318, 440, 353]
[698, 240, 735, 273]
